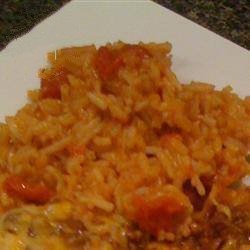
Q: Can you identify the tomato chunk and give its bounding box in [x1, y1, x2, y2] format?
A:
[95, 45, 150, 80]
[131, 189, 187, 236]
[95, 46, 124, 81]
[40, 68, 68, 99]
[4, 175, 53, 204]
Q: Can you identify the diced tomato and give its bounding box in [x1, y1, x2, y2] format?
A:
[95, 46, 124, 81]
[131, 190, 186, 236]
[95, 45, 150, 80]
[4, 175, 53, 204]
[67, 144, 85, 157]
[40, 68, 68, 99]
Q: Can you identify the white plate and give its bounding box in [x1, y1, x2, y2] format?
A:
[0, 0, 249, 121]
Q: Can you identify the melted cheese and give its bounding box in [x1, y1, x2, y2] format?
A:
[0, 205, 69, 250]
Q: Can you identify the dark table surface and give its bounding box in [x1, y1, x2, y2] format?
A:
[0, 0, 249, 51]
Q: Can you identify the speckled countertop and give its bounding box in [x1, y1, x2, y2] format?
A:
[0, 0, 249, 51]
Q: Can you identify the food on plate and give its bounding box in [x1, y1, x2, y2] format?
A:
[0, 42, 249, 249]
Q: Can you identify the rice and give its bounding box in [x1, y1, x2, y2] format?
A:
[0, 41, 249, 249]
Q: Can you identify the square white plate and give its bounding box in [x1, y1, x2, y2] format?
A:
[0, 0, 249, 122]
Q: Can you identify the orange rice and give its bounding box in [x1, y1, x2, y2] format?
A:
[0, 42, 249, 249]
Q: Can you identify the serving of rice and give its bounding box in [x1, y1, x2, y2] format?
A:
[0, 42, 249, 250]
